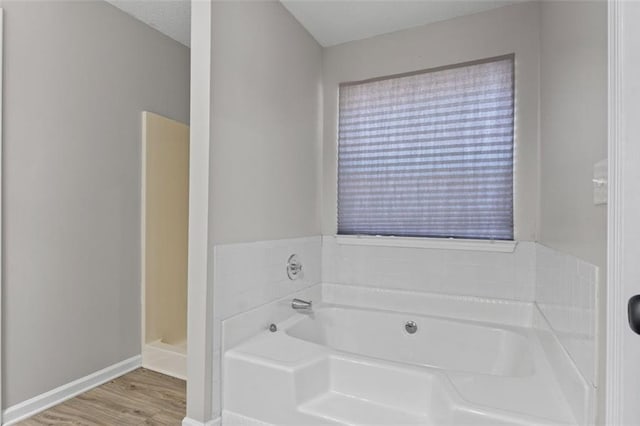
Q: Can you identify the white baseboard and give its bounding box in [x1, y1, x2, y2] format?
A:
[182, 417, 220, 426]
[143, 341, 187, 380]
[222, 411, 275, 425]
[2, 355, 142, 425]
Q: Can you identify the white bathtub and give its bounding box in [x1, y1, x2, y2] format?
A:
[223, 285, 582, 426]
[286, 305, 534, 377]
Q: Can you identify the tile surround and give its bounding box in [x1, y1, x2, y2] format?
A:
[533, 306, 595, 425]
[535, 244, 598, 387]
[213, 236, 321, 323]
[322, 236, 536, 301]
[212, 236, 322, 418]
[212, 235, 598, 422]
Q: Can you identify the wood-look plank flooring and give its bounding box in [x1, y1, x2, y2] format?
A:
[18, 368, 186, 426]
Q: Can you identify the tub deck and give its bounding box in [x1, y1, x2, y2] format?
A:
[223, 302, 579, 425]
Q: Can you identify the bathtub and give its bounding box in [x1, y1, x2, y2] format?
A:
[286, 305, 534, 377]
[223, 285, 581, 426]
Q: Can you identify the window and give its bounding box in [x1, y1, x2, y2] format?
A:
[337, 55, 515, 241]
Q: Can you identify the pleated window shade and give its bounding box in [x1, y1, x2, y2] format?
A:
[337, 55, 515, 240]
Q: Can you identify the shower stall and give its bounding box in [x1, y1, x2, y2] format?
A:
[141, 111, 189, 379]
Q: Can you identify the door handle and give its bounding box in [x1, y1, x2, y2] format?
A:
[628, 295, 640, 335]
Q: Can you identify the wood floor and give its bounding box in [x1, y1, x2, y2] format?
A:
[18, 368, 186, 426]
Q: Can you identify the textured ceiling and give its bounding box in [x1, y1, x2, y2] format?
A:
[280, 0, 524, 47]
[105, 0, 191, 47]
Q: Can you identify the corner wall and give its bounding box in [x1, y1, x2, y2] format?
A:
[539, 1, 607, 271]
[1, 0, 190, 409]
[538, 1, 607, 422]
[210, 0, 322, 246]
[192, 0, 324, 423]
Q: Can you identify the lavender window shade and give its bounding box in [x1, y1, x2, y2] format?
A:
[337, 55, 515, 240]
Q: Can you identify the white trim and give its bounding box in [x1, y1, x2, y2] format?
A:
[222, 412, 274, 425]
[142, 340, 187, 380]
[186, 0, 215, 421]
[182, 417, 220, 426]
[141, 111, 148, 358]
[606, 0, 623, 424]
[335, 234, 517, 252]
[0, 9, 4, 425]
[1, 355, 142, 425]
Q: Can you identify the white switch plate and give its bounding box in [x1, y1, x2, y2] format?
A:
[593, 158, 607, 205]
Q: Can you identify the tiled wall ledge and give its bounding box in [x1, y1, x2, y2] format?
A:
[335, 234, 517, 252]
[322, 283, 534, 327]
[322, 236, 536, 301]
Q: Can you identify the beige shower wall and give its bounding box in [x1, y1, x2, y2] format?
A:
[143, 112, 189, 345]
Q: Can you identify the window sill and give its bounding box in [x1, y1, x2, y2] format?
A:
[335, 235, 517, 253]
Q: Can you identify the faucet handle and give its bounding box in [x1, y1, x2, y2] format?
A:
[287, 254, 303, 280]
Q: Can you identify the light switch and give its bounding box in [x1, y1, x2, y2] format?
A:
[593, 158, 607, 205]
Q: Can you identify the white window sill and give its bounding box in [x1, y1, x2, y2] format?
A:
[335, 235, 517, 253]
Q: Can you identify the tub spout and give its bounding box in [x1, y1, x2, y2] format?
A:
[292, 298, 312, 311]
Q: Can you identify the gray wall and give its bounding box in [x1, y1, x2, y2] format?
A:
[538, 1, 608, 421]
[1, 0, 189, 407]
[539, 1, 607, 272]
[186, 0, 322, 422]
[210, 0, 323, 245]
[321, 2, 541, 242]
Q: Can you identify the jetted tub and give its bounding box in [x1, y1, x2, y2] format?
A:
[286, 305, 534, 377]
[223, 286, 583, 426]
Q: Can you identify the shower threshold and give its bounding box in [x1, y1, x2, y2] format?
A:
[142, 339, 187, 380]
